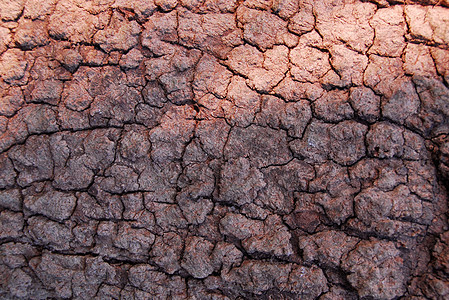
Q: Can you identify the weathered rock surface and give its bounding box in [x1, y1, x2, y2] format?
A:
[0, 0, 448, 299]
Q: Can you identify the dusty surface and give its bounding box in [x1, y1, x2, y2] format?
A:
[0, 0, 449, 299]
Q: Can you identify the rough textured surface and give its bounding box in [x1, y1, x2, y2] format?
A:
[0, 0, 449, 299]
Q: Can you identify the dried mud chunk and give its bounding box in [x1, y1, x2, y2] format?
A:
[329, 44, 368, 87]
[0, 26, 10, 54]
[119, 48, 144, 70]
[421, 275, 449, 300]
[97, 165, 140, 194]
[237, 6, 297, 50]
[405, 5, 449, 45]
[364, 55, 405, 98]
[404, 43, 437, 77]
[224, 125, 291, 168]
[328, 120, 368, 166]
[431, 47, 449, 84]
[51, 134, 91, 191]
[283, 265, 329, 298]
[0, 211, 23, 239]
[258, 159, 314, 214]
[0, 153, 16, 189]
[320, 286, 357, 300]
[223, 76, 260, 127]
[142, 81, 168, 108]
[255, 95, 284, 129]
[181, 236, 215, 279]
[79, 46, 108, 66]
[20, 104, 59, 135]
[355, 185, 429, 227]
[62, 72, 93, 112]
[402, 129, 428, 161]
[71, 221, 97, 249]
[155, 0, 178, 11]
[433, 231, 449, 275]
[290, 37, 331, 83]
[220, 212, 264, 240]
[226, 44, 263, 77]
[23, 0, 56, 20]
[9, 135, 54, 187]
[178, 9, 242, 59]
[283, 100, 312, 138]
[142, 11, 178, 56]
[14, 19, 49, 50]
[194, 53, 233, 99]
[314, 1, 376, 53]
[83, 128, 119, 171]
[90, 84, 142, 127]
[85, 188, 124, 221]
[159, 70, 194, 105]
[367, 122, 404, 158]
[350, 159, 408, 192]
[313, 90, 354, 123]
[349, 86, 380, 123]
[406, 160, 441, 202]
[222, 260, 291, 295]
[0, 86, 24, 118]
[288, 4, 314, 35]
[309, 163, 357, 224]
[285, 192, 324, 232]
[94, 11, 141, 53]
[4, 268, 36, 299]
[0, 49, 28, 83]
[177, 163, 214, 200]
[30, 252, 83, 299]
[273, 0, 300, 19]
[413, 76, 449, 136]
[222, 261, 328, 298]
[275, 76, 324, 101]
[150, 232, 183, 274]
[342, 239, 406, 299]
[24, 188, 76, 222]
[243, 215, 294, 257]
[135, 103, 163, 129]
[148, 202, 188, 230]
[49, 0, 105, 43]
[0, 189, 21, 211]
[26, 216, 73, 251]
[246, 45, 289, 93]
[113, 0, 157, 21]
[196, 118, 230, 158]
[219, 158, 266, 206]
[290, 120, 331, 164]
[0, 0, 24, 21]
[149, 106, 196, 163]
[178, 195, 213, 225]
[120, 125, 151, 162]
[211, 242, 243, 272]
[128, 265, 187, 298]
[121, 193, 154, 227]
[139, 162, 180, 203]
[299, 230, 359, 267]
[113, 223, 155, 256]
[28, 80, 63, 105]
[369, 6, 406, 57]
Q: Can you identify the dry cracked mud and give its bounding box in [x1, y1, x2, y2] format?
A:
[0, 0, 449, 299]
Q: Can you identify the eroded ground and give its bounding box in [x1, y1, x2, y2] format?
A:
[1, 0, 449, 299]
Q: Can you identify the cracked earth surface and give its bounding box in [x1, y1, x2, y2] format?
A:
[0, 0, 449, 299]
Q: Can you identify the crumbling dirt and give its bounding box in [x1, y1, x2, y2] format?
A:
[1, 0, 449, 299]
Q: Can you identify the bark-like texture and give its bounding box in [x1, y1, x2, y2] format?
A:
[0, 0, 449, 299]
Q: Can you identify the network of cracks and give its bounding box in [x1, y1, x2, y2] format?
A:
[1, 0, 449, 299]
